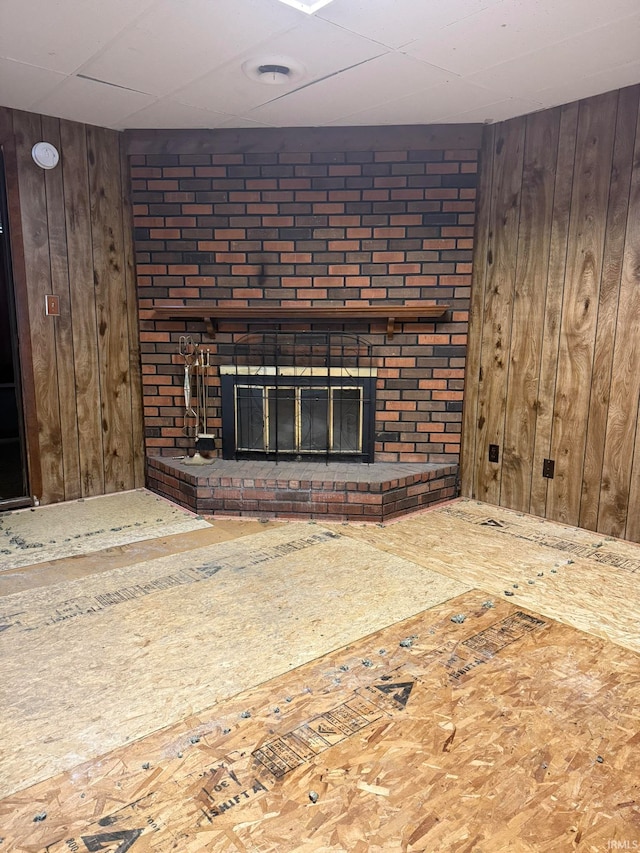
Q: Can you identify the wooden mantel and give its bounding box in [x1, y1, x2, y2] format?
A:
[152, 303, 450, 340]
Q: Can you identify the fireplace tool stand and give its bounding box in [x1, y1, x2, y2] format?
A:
[179, 336, 215, 466]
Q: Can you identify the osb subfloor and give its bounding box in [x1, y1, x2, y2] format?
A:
[2, 498, 640, 852]
[0, 524, 469, 798]
[0, 489, 211, 571]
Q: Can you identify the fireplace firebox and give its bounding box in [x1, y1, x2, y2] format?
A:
[219, 332, 376, 462]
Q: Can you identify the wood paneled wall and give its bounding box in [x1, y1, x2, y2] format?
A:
[462, 85, 640, 543]
[0, 108, 144, 504]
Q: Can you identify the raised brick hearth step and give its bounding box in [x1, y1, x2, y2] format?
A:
[147, 455, 458, 522]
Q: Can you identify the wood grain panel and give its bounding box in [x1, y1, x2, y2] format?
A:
[598, 97, 640, 537]
[42, 115, 82, 501]
[626, 411, 640, 542]
[460, 124, 494, 498]
[59, 119, 105, 497]
[12, 110, 65, 504]
[473, 118, 525, 504]
[0, 116, 44, 500]
[465, 84, 640, 544]
[500, 109, 559, 512]
[0, 106, 12, 141]
[546, 91, 618, 526]
[529, 102, 579, 518]
[3, 109, 143, 504]
[119, 138, 145, 489]
[580, 87, 639, 531]
[88, 126, 136, 494]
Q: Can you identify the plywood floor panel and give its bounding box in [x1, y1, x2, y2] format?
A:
[335, 498, 640, 654]
[0, 525, 468, 799]
[3, 591, 639, 853]
[0, 490, 210, 571]
[0, 518, 282, 596]
[2, 497, 640, 852]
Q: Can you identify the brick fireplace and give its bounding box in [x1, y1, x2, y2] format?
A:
[127, 125, 480, 519]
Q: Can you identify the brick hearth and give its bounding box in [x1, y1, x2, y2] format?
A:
[148, 456, 458, 522]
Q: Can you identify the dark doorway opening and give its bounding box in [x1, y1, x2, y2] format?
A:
[0, 150, 30, 508]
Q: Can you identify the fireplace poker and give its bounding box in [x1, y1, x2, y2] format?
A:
[179, 335, 198, 436]
[196, 348, 216, 454]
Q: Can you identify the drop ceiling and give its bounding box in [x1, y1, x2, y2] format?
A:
[1, 0, 638, 130]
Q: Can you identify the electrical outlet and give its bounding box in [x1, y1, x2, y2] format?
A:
[45, 294, 60, 316]
[542, 458, 555, 479]
[488, 444, 499, 463]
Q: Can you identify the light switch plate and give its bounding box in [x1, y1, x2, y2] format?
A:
[45, 294, 60, 316]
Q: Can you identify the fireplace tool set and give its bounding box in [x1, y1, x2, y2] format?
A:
[179, 336, 215, 464]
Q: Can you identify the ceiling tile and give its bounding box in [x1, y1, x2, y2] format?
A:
[77, 0, 303, 97]
[2, 0, 638, 129]
[532, 60, 640, 110]
[119, 98, 233, 130]
[443, 96, 545, 124]
[31, 76, 156, 129]
[467, 15, 640, 98]
[246, 53, 453, 126]
[239, 15, 388, 79]
[172, 62, 300, 117]
[0, 0, 156, 75]
[173, 15, 388, 116]
[0, 59, 66, 110]
[316, 0, 504, 49]
[404, 0, 640, 76]
[326, 77, 512, 126]
[216, 116, 275, 129]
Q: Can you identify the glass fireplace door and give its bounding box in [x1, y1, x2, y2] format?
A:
[233, 383, 365, 456]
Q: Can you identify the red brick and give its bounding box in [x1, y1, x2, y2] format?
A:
[375, 151, 408, 161]
[132, 140, 476, 471]
[182, 204, 214, 214]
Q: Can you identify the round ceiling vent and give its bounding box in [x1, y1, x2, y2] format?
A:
[258, 64, 291, 85]
[242, 56, 305, 86]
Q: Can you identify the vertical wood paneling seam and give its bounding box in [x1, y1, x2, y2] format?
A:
[625, 394, 640, 541]
[548, 92, 619, 525]
[578, 91, 621, 523]
[16, 109, 66, 502]
[118, 143, 143, 484]
[474, 118, 526, 505]
[526, 114, 562, 512]
[85, 125, 106, 484]
[120, 147, 136, 467]
[90, 126, 135, 492]
[497, 119, 527, 508]
[60, 118, 105, 496]
[475, 124, 504, 500]
[1, 118, 43, 500]
[41, 142, 66, 492]
[528, 102, 579, 518]
[590, 89, 637, 532]
[621, 105, 640, 540]
[59, 128, 84, 499]
[578, 89, 639, 532]
[475, 125, 495, 495]
[461, 124, 494, 497]
[44, 113, 83, 500]
[475, 125, 503, 500]
[544, 103, 580, 516]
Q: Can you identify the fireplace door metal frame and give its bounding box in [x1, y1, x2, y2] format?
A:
[222, 373, 376, 462]
[222, 375, 375, 462]
[219, 331, 377, 463]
